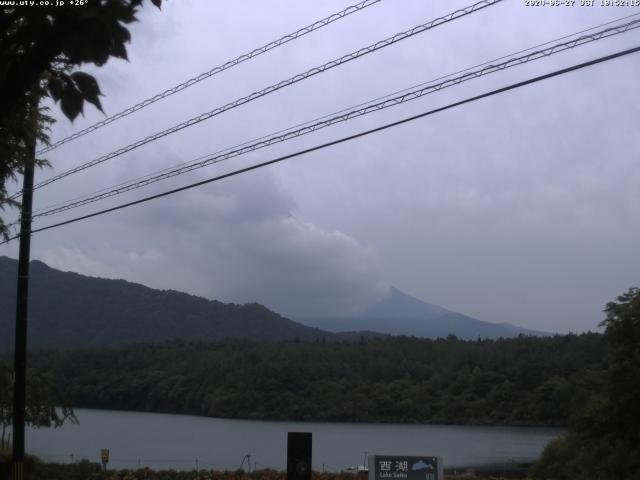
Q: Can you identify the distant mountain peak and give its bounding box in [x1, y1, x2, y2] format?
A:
[364, 286, 450, 319]
[301, 286, 549, 340]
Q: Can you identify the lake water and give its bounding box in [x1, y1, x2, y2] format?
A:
[26, 409, 562, 472]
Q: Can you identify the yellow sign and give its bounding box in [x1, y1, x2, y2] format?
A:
[101, 448, 109, 464]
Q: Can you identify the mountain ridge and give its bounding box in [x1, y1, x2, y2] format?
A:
[0, 256, 334, 351]
[300, 285, 547, 339]
[0, 256, 546, 351]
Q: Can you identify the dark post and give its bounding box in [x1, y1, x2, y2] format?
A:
[287, 432, 312, 480]
[12, 139, 35, 480]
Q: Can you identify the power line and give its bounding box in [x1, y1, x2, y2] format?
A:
[28, 18, 640, 220]
[7, 13, 639, 230]
[18, 0, 502, 197]
[27, 12, 640, 218]
[2, 44, 636, 245]
[35, 0, 383, 156]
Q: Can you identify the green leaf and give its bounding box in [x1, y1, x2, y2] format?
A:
[112, 21, 132, 44]
[108, 23, 131, 60]
[111, 41, 128, 61]
[108, 1, 137, 23]
[71, 71, 103, 112]
[47, 76, 64, 102]
[60, 85, 84, 122]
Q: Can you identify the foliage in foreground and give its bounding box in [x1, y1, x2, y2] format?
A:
[0, 0, 163, 238]
[0, 363, 76, 449]
[532, 288, 640, 480]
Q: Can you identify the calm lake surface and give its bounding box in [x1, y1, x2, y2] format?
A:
[26, 409, 562, 472]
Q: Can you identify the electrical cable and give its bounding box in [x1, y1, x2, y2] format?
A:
[15, 0, 502, 198]
[29, 9, 640, 218]
[35, 0, 384, 155]
[26, 11, 640, 218]
[28, 18, 640, 219]
[2, 44, 636, 245]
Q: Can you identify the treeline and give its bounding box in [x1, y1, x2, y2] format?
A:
[26, 333, 607, 426]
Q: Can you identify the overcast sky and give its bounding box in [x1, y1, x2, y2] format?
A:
[3, 0, 640, 333]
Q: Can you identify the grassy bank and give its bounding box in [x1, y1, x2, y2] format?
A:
[0, 455, 529, 480]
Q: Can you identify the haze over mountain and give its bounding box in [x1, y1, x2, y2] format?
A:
[300, 286, 547, 339]
[0, 257, 544, 351]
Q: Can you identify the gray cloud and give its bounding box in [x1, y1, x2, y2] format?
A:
[3, 0, 639, 332]
[38, 172, 387, 317]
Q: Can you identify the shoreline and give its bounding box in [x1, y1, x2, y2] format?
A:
[63, 406, 569, 429]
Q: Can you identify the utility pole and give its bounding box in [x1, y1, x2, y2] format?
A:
[12, 134, 35, 480]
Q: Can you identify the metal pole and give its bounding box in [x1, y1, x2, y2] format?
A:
[11, 138, 35, 480]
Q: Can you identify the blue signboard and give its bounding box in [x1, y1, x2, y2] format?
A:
[368, 455, 442, 480]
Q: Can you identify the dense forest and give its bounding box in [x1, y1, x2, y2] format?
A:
[24, 333, 607, 426]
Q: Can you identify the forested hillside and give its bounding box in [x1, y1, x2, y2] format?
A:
[26, 333, 607, 426]
[1, 258, 543, 350]
[0, 257, 332, 350]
